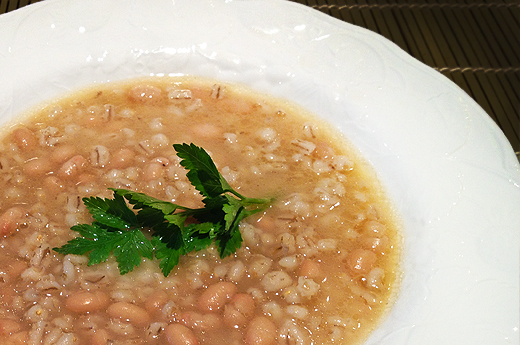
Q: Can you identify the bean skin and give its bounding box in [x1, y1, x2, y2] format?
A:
[223, 293, 255, 328]
[0, 207, 25, 237]
[360, 236, 389, 255]
[163, 323, 199, 345]
[90, 329, 109, 345]
[6, 331, 28, 344]
[364, 220, 386, 235]
[23, 158, 51, 177]
[143, 162, 165, 181]
[43, 176, 65, 195]
[197, 281, 237, 312]
[298, 259, 322, 280]
[346, 248, 377, 275]
[50, 145, 76, 163]
[0, 318, 21, 336]
[110, 148, 135, 168]
[255, 215, 276, 233]
[65, 290, 109, 314]
[244, 316, 277, 345]
[11, 127, 37, 150]
[107, 301, 151, 326]
[313, 141, 334, 159]
[58, 155, 87, 179]
[180, 311, 223, 331]
[144, 290, 168, 316]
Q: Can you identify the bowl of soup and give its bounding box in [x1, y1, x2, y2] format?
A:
[0, 1, 518, 344]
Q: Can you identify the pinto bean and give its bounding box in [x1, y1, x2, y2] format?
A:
[224, 293, 255, 328]
[0, 207, 25, 237]
[163, 323, 199, 345]
[244, 316, 277, 345]
[65, 290, 109, 314]
[107, 301, 151, 326]
[12, 127, 37, 150]
[197, 281, 236, 312]
[58, 155, 87, 179]
[346, 248, 377, 275]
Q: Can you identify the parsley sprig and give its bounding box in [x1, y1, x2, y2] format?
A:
[53, 143, 272, 276]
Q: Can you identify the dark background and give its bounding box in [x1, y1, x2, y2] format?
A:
[2, 0, 519, 158]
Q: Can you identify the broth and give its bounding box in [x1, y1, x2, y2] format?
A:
[0, 77, 400, 345]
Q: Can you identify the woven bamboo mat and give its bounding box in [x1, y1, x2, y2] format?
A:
[2, 0, 519, 158]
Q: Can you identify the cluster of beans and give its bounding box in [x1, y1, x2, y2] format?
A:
[0, 78, 399, 345]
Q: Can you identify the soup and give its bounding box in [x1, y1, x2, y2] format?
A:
[0, 77, 400, 345]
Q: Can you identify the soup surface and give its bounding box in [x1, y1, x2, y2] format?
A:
[0, 77, 400, 345]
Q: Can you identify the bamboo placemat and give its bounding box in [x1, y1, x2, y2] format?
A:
[2, 0, 519, 158]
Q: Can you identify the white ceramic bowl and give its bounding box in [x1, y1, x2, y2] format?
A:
[0, 0, 518, 344]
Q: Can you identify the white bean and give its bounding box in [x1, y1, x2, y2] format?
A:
[0, 318, 21, 336]
[12, 127, 37, 150]
[223, 293, 255, 327]
[244, 317, 277, 345]
[197, 281, 236, 312]
[65, 291, 109, 314]
[346, 248, 377, 275]
[58, 155, 87, 179]
[107, 302, 151, 326]
[0, 207, 25, 237]
[163, 323, 199, 345]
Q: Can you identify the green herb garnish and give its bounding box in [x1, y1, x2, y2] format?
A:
[53, 143, 272, 276]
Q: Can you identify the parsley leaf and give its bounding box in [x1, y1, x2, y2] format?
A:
[53, 223, 154, 275]
[173, 143, 233, 198]
[83, 193, 137, 230]
[53, 143, 273, 276]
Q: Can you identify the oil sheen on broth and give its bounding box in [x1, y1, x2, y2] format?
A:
[0, 77, 401, 345]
